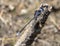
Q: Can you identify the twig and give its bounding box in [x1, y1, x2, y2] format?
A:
[0, 10, 7, 24]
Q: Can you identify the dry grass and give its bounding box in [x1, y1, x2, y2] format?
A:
[0, 0, 60, 46]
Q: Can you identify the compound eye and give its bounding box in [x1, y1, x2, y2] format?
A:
[38, 10, 41, 12]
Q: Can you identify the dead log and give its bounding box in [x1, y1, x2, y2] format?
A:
[14, 9, 51, 46]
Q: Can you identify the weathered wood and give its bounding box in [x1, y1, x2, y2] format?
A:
[14, 9, 51, 46]
[14, 14, 43, 46]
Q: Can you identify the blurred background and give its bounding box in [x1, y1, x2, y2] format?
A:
[0, 0, 60, 46]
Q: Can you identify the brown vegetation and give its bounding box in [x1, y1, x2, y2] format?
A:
[0, 0, 60, 46]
